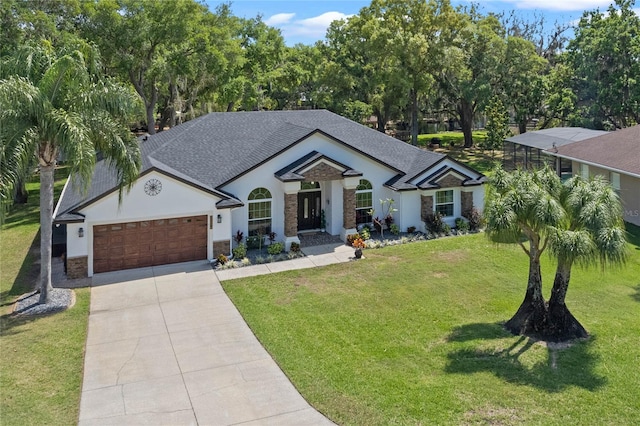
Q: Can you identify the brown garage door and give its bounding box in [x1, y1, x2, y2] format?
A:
[93, 215, 208, 273]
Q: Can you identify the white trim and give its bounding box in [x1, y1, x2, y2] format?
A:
[53, 178, 72, 220]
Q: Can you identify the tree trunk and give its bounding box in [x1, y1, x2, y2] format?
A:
[504, 245, 547, 336]
[546, 262, 588, 342]
[13, 178, 28, 204]
[375, 112, 386, 133]
[38, 164, 55, 304]
[459, 100, 474, 148]
[518, 120, 527, 135]
[410, 88, 418, 146]
[146, 103, 156, 135]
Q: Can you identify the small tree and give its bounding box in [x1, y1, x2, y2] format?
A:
[546, 176, 627, 341]
[369, 198, 398, 239]
[482, 95, 510, 158]
[484, 167, 563, 335]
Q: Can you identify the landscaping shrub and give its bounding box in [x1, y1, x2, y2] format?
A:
[360, 226, 371, 240]
[455, 217, 470, 233]
[424, 212, 446, 234]
[246, 235, 263, 249]
[217, 253, 228, 264]
[267, 242, 284, 255]
[465, 208, 485, 231]
[346, 233, 361, 246]
[232, 243, 246, 259]
[289, 242, 301, 253]
[390, 223, 400, 235]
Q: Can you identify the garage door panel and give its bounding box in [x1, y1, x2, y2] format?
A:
[93, 215, 208, 273]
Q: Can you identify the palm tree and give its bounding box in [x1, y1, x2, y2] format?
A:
[546, 176, 627, 341]
[484, 167, 564, 335]
[0, 40, 141, 304]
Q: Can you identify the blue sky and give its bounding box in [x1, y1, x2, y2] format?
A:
[204, 1, 635, 45]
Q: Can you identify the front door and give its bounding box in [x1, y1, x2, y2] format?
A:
[298, 191, 321, 231]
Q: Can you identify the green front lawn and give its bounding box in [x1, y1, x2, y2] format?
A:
[1, 169, 90, 426]
[223, 228, 640, 425]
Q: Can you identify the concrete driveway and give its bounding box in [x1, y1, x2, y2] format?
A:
[79, 260, 333, 425]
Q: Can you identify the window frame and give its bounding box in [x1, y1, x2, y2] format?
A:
[610, 172, 621, 192]
[355, 179, 373, 225]
[435, 190, 454, 217]
[248, 188, 272, 236]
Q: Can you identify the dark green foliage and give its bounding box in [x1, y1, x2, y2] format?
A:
[232, 243, 246, 259]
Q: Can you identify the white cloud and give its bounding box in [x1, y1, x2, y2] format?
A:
[276, 11, 353, 40]
[264, 13, 296, 26]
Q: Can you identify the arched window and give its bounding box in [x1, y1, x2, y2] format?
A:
[248, 188, 272, 236]
[355, 179, 373, 225]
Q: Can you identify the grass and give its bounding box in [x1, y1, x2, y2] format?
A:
[222, 227, 640, 425]
[0, 168, 91, 426]
[415, 131, 501, 174]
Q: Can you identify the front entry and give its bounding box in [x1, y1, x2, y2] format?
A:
[298, 191, 321, 231]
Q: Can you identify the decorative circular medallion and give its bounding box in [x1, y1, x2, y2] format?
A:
[144, 178, 162, 196]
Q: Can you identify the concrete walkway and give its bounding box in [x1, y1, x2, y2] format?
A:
[215, 242, 354, 281]
[79, 257, 341, 425]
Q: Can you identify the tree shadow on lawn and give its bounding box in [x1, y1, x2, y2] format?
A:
[444, 322, 606, 393]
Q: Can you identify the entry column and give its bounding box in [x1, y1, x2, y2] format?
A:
[341, 177, 360, 241]
[283, 181, 301, 251]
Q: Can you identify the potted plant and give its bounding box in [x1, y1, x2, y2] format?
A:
[352, 237, 366, 259]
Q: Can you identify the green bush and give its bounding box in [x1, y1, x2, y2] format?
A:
[390, 223, 400, 235]
[246, 235, 264, 249]
[232, 243, 247, 259]
[455, 218, 470, 233]
[267, 242, 284, 255]
[425, 212, 446, 234]
[466, 208, 485, 231]
[360, 226, 371, 240]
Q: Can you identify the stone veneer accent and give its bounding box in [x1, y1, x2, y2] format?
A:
[303, 162, 344, 181]
[461, 191, 474, 217]
[67, 256, 88, 279]
[284, 193, 298, 237]
[437, 173, 464, 188]
[421, 195, 434, 221]
[213, 240, 231, 256]
[343, 188, 356, 229]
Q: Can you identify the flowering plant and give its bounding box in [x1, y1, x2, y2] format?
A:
[352, 238, 366, 249]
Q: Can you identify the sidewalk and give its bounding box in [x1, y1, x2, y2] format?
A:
[215, 242, 354, 281]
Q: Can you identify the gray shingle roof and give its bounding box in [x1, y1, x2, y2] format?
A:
[553, 125, 640, 176]
[506, 127, 609, 150]
[55, 110, 461, 220]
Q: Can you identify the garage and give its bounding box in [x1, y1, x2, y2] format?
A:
[93, 215, 208, 273]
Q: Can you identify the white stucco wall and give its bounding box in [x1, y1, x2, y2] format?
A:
[223, 133, 400, 240]
[571, 160, 640, 226]
[71, 171, 226, 276]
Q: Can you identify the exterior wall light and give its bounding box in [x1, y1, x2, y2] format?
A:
[217, 214, 222, 223]
[78, 227, 84, 238]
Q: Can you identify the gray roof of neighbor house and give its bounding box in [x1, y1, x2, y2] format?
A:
[505, 127, 609, 150]
[553, 125, 640, 177]
[54, 110, 480, 221]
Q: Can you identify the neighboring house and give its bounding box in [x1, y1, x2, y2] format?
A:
[503, 127, 607, 178]
[503, 125, 639, 226]
[553, 125, 640, 227]
[54, 110, 485, 277]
